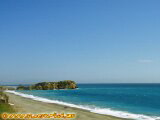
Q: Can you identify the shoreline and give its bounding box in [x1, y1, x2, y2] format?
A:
[4, 91, 126, 120]
[5, 91, 159, 120]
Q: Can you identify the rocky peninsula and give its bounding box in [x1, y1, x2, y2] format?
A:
[17, 80, 78, 90]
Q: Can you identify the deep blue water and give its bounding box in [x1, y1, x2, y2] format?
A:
[15, 84, 160, 118]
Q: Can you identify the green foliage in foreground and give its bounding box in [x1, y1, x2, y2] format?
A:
[17, 80, 78, 90]
[0, 104, 15, 120]
[0, 103, 14, 114]
[0, 92, 15, 120]
[0, 92, 13, 113]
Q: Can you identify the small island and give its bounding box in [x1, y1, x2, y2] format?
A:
[17, 80, 78, 90]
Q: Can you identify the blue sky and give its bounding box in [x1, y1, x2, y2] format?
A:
[0, 0, 160, 84]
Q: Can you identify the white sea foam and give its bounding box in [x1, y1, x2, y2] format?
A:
[5, 90, 160, 120]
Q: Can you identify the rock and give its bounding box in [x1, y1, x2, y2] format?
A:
[17, 80, 78, 90]
[0, 92, 8, 103]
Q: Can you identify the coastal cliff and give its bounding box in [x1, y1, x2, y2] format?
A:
[17, 80, 78, 90]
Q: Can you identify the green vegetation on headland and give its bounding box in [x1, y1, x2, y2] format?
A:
[17, 80, 78, 90]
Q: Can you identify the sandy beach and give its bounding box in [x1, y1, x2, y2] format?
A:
[4, 92, 126, 120]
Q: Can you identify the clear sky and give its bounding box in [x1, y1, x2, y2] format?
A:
[0, 0, 160, 84]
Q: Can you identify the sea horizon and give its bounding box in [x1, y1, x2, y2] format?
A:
[2, 82, 160, 86]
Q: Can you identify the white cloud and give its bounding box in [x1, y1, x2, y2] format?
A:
[137, 59, 153, 63]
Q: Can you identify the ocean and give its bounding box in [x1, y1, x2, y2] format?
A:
[7, 84, 160, 120]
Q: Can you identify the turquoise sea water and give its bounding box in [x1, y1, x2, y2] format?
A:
[9, 84, 160, 119]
